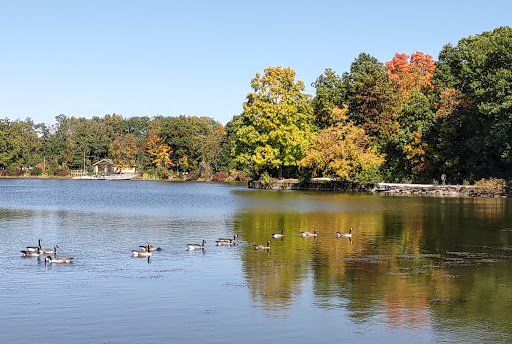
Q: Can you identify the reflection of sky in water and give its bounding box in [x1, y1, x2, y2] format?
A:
[0, 180, 240, 220]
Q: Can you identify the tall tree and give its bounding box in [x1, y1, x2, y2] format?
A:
[384, 52, 437, 181]
[232, 66, 314, 179]
[145, 135, 175, 169]
[343, 53, 397, 144]
[0, 118, 40, 171]
[311, 68, 347, 129]
[109, 133, 138, 169]
[157, 115, 224, 172]
[299, 106, 384, 183]
[386, 52, 436, 100]
[432, 26, 512, 179]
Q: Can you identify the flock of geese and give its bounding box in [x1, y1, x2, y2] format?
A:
[21, 228, 354, 263]
[259, 227, 353, 250]
[20, 239, 73, 264]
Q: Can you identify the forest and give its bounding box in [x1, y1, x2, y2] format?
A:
[1, 27, 512, 186]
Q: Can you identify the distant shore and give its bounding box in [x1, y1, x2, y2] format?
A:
[1, 175, 508, 198]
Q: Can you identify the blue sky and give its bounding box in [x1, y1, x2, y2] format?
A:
[1, 1, 510, 126]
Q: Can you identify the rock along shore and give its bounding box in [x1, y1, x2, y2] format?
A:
[248, 179, 507, 198]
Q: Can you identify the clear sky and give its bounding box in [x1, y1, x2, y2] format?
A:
[1, 0, 510, 126]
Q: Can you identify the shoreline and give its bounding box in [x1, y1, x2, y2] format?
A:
[1, 176, 508, 198]
[248, 179, 509, 198]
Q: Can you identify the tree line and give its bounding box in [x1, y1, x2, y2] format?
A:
[1, 27, 512, 185]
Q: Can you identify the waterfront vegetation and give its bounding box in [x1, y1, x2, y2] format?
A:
[2, 27, 512, 191]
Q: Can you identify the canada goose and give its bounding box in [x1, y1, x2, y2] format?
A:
[187, 240, 206, 250]
[301, 229, 318, 237]
[336, 227, 353, 238]
[272, 230, 284, 239]
[139, 245, 162, 252]
[25, 238, 42, 252]
[216, 235, 237, 246]
[216, 239, 235, 246]
[254, 240, 271, 250]
[41, 245, 58, 255]
[217, 235, 237, 243]
[132, 245, 152, 257]
[21, 247, 41, 257]
[45, 255, 73, 264]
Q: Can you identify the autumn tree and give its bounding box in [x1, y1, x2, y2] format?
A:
[145, 135, 175, 169]
[386, 52, 436, 100]
[109, 133, 138, 169]
[380, 52, 437, 181]
[299, 106, 384, 183]
[232, 66, 314, 179]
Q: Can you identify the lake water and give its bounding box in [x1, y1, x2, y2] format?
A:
[1, 179, 512, 343]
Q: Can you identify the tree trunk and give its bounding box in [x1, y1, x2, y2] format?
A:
[278, 166, 283, 180]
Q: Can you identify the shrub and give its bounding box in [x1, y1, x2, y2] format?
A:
[55, 169, 69, 177]
[226, 170, 252, 182]
[186, 170, 201, 181]
[199, 161, 213, 179]
[298, 168, 312, 185]
[259, 171, 274, 188]
[352, 167, 382, 187]
[10, 168, 24, 176]
[212, 171, 227, 182]
[156, 166, 170, 180]
[30, 167, 42, 176]
[474, 178, 507, 196]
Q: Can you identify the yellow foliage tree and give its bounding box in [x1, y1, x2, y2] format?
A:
[299, 106, 384, 181]
[109, 133, 137, 169]
[232, 66, 314, 179]
[145, 135, 175, 168]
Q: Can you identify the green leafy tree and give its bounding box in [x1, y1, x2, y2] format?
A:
[311, 68, 347, 129]
[343, 53, 398, 144]
[157, 115, 223, 172]
[0, 118, 40, 171]
[432, 26, 512, 179]
[232, 66, 314, 179]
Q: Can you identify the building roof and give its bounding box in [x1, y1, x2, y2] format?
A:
[92, 159, 114, 166]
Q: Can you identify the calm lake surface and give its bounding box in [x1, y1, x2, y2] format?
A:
[1, 179, 512, 343]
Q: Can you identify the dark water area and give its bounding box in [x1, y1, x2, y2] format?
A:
[1, 179, 512, 343]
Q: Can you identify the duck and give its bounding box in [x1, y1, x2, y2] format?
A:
[187, 240, 206, 251]
[301, 229, 318, 237]
[336, 227, 353, 238]
[139, 245, 162, 252]
[21, 247, 41, 257]
[41, 245, 59, 255]
[25, 238, 42, 252]
[254, 240, 271, 250]
[216, 235, 237, 246]
[132, 245, 152, 257]
[272, 230, 284, 239]
[45, 255, 73, 264]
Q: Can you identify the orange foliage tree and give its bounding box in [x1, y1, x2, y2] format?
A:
[145, 135, 175, 169]
[386, 52, 436, 99]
